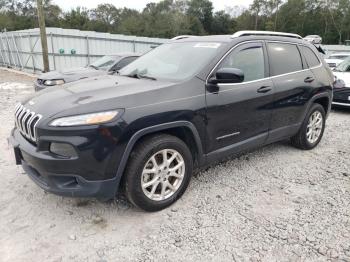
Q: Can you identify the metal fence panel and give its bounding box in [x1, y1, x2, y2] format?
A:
[0, 27, 168, 73]
[2, 28, 350, 73]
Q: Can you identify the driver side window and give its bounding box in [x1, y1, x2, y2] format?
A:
[218, 43, 265, 82]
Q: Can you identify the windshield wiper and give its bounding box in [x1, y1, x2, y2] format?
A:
[89, 65, 99, 70]
[125, 73, 157, 81]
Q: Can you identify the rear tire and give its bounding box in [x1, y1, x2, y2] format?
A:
[124, 134, 193, 212]
[291, 103, 326, 150]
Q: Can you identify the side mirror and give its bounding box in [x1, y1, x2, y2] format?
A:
[209, 68, 244, 84]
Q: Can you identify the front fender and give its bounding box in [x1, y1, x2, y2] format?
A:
[111, 121, 205, 195]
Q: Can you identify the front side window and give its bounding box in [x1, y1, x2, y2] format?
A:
[120, 42, 223, 81]
[267, 43, 303, 76]
[217, 42, 265, 82]
[301, 46, 320, 68]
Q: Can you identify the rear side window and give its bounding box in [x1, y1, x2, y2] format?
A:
[267, 43, 303, 76]
[218, 42, 265, 82]
[301, 46, 320, 68]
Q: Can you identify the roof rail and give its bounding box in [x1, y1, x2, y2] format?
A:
[171, 35, 196, 40]
[231, 31, 302, 40]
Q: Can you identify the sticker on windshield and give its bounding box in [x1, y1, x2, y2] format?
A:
[194, 43, 221, 49]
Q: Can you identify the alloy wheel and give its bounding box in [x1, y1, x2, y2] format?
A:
[141, 149, 185, 201]
[306, 110, 323, 144]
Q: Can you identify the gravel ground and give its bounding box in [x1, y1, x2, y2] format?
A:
[0, 69, 350, 262]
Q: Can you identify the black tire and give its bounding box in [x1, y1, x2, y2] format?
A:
[124, 134, 193, 212]
[291, 103, 326, 150]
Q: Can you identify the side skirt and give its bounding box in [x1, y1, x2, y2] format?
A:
[205, 133, 268, 165]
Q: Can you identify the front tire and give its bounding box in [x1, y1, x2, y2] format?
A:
[291, 103, 326, 150]
[124, 134, 193, 212]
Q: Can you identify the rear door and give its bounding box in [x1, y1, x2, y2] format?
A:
[266, 42, 317, 142]
[205, 41, 274, 157]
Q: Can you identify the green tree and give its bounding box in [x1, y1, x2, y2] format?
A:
[211, 11, 236, 34]
[187, 0, 213, 33]
[60, 7, 91, 31]
[0, 0, 349, 44]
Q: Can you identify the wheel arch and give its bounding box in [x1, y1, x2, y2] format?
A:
[304, 92, 331, 119]
[313, 96, 330, 116]
[113, 121, 205, 193]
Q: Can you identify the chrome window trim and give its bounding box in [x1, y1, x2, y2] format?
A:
[206, 40, 323, 89]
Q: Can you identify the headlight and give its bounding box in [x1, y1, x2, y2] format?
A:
[44, 79, 65, 86]
[49, 111, 120, 127]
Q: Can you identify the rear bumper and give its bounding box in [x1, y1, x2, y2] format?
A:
[8, 129, 120, 200]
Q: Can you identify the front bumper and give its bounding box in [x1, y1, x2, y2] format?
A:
[8, 128, 121, 200]
[332, 88, 350, 107]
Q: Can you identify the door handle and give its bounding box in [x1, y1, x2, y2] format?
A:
[304, 76, 315, 83]
[257, 86, 272, 93]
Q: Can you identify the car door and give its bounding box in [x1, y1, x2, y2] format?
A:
[266, 42, 318, 143]
[205, 41, 274, 160]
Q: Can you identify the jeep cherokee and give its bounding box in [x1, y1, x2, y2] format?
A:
[9, 31, 334, 211]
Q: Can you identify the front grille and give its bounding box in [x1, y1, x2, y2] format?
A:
[14, 103, 42, 142]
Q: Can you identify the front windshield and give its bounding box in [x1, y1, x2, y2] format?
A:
[90, 56, 119, 71]
[119, 42, 223, 81]
[335, 57, 350, 72]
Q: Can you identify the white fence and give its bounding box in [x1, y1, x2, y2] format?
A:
[0, 27, 168, 73]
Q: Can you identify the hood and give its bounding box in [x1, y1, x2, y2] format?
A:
[21, 74, 177, 120]
[333, 71, 350, 87]
[38, 67, 107, 83]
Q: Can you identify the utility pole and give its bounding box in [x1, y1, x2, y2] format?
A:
[36, 0, 49, 72]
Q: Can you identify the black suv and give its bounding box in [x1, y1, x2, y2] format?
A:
[9, 31, 334, 211]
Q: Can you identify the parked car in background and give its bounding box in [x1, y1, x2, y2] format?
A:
[303, 35, 322, 44]
[10, 31, 333, 211]
[325, 52, 350, 69]
[332, 57, 350, 107]
[34, 53, 140, 91]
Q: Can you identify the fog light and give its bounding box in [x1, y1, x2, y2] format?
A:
[50, 142, 77, 158]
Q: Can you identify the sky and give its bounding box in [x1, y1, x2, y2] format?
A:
[55, 0, 253, 11]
